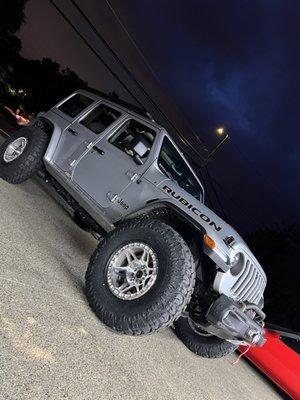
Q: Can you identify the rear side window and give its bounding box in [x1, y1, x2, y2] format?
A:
[58, 94, 93, 118]
[80, 104, 121, 134]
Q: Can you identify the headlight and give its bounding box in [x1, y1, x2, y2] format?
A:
[230, 252, 241, 266]
[230, 252, 244, 276]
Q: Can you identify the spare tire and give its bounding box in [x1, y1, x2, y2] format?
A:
[85, 218, 196, 335]
[0, 124, 49, 184]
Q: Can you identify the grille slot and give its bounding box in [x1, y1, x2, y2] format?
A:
[230, 258, 266, 304]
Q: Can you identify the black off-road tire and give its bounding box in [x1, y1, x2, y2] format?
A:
[0, 125, 49, 184]
[174, 316, 237, 358]
[85, 219, 196, 335]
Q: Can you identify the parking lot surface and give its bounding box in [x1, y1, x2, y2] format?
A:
[0, 141, 281, 399]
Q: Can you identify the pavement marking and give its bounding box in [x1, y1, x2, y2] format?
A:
[0, 275, 86, 304]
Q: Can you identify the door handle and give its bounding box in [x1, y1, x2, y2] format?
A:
[68, 128, 78, 136]
[126, 171, 138, 181]
[92, 146, 105, 155]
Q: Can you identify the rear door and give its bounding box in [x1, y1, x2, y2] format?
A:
[53, 97, 123, 174]
[71, 117, 157, 210]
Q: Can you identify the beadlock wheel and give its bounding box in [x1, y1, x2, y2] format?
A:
[106, 242, 158, 300]
[3, 137, 28, 163]
[85, 219, 196, 335]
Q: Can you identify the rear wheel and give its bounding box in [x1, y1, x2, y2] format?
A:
[0, 125, 49, 184]
[85, 219, 196, 335]
[174, 316, 237, 358]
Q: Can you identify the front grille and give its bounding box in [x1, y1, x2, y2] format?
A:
[230, 259, 266, 304]
[214, 254, 266, 306]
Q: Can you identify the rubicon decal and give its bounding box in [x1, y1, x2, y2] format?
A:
[163, 185, 222, 232]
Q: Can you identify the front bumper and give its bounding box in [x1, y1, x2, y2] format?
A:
[204, 295, 266, 346]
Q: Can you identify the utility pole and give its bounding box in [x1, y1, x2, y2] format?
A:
[201, 127, 230, 167]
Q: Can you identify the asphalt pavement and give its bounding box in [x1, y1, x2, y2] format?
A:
[0, 135, 282, 400]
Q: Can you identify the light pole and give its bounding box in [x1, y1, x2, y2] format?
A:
[201, 127, 230, 167]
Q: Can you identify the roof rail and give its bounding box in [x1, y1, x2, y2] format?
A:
[87, 87, 152, 120]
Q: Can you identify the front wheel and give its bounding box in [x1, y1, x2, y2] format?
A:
[174, 316, 237, 358]
[0, 124, 49, 184]
[85, 219, 196, 335]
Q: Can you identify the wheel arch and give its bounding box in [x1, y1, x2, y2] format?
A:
[32, 117, 54, 136]
[122, 201, 214, 281]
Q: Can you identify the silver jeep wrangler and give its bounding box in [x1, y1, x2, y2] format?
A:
[0, 90, 267, 358]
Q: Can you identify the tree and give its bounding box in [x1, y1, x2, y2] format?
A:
[0, 0, 28, 66]
[10, 57, 88, 113]
[0, 0, 28, 33]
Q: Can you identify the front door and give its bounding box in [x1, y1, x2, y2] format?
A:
[71, 118, 157, 211]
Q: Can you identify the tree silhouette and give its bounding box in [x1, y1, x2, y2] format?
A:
[0, 0, 28, 66]
[0, 1, 88, 115]
[0, 0, 28, 33]
[10, 57, 88, 113]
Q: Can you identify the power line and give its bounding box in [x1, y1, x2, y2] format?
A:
[104, 0, 208, 153]
[194, 165, 214, 209]
[69, 0, 206, 160]
[49, 0, 145, 111]
[204, 166, 228, 221]
[103, 0, 234, 225]
[102, 1, 264, 228]
[51, 0, 203, 158]
[50, 0, 266, 231]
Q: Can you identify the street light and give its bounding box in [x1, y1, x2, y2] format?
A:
[201, 126, 230, 166]
[216, 127, 225, 136]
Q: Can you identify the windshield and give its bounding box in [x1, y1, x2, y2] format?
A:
[158, 137, 203, 201]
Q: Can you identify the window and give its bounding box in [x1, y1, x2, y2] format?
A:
[158, 137, 203, 201]
[80, 104, 121, 134]
[109, 120, 156, 159]
[58, 94, 93, 118]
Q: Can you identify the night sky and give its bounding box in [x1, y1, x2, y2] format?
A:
[19, 0, 300, 235]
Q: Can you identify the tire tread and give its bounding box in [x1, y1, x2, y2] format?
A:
[0, 125, 49, 184]
[85, 219, 196, 335]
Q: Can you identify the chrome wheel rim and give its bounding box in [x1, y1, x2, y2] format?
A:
[106, 242, 158, 300]
[3, 137, 28, 163]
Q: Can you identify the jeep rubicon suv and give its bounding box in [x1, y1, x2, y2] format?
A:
[0, 90, 267, 358]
